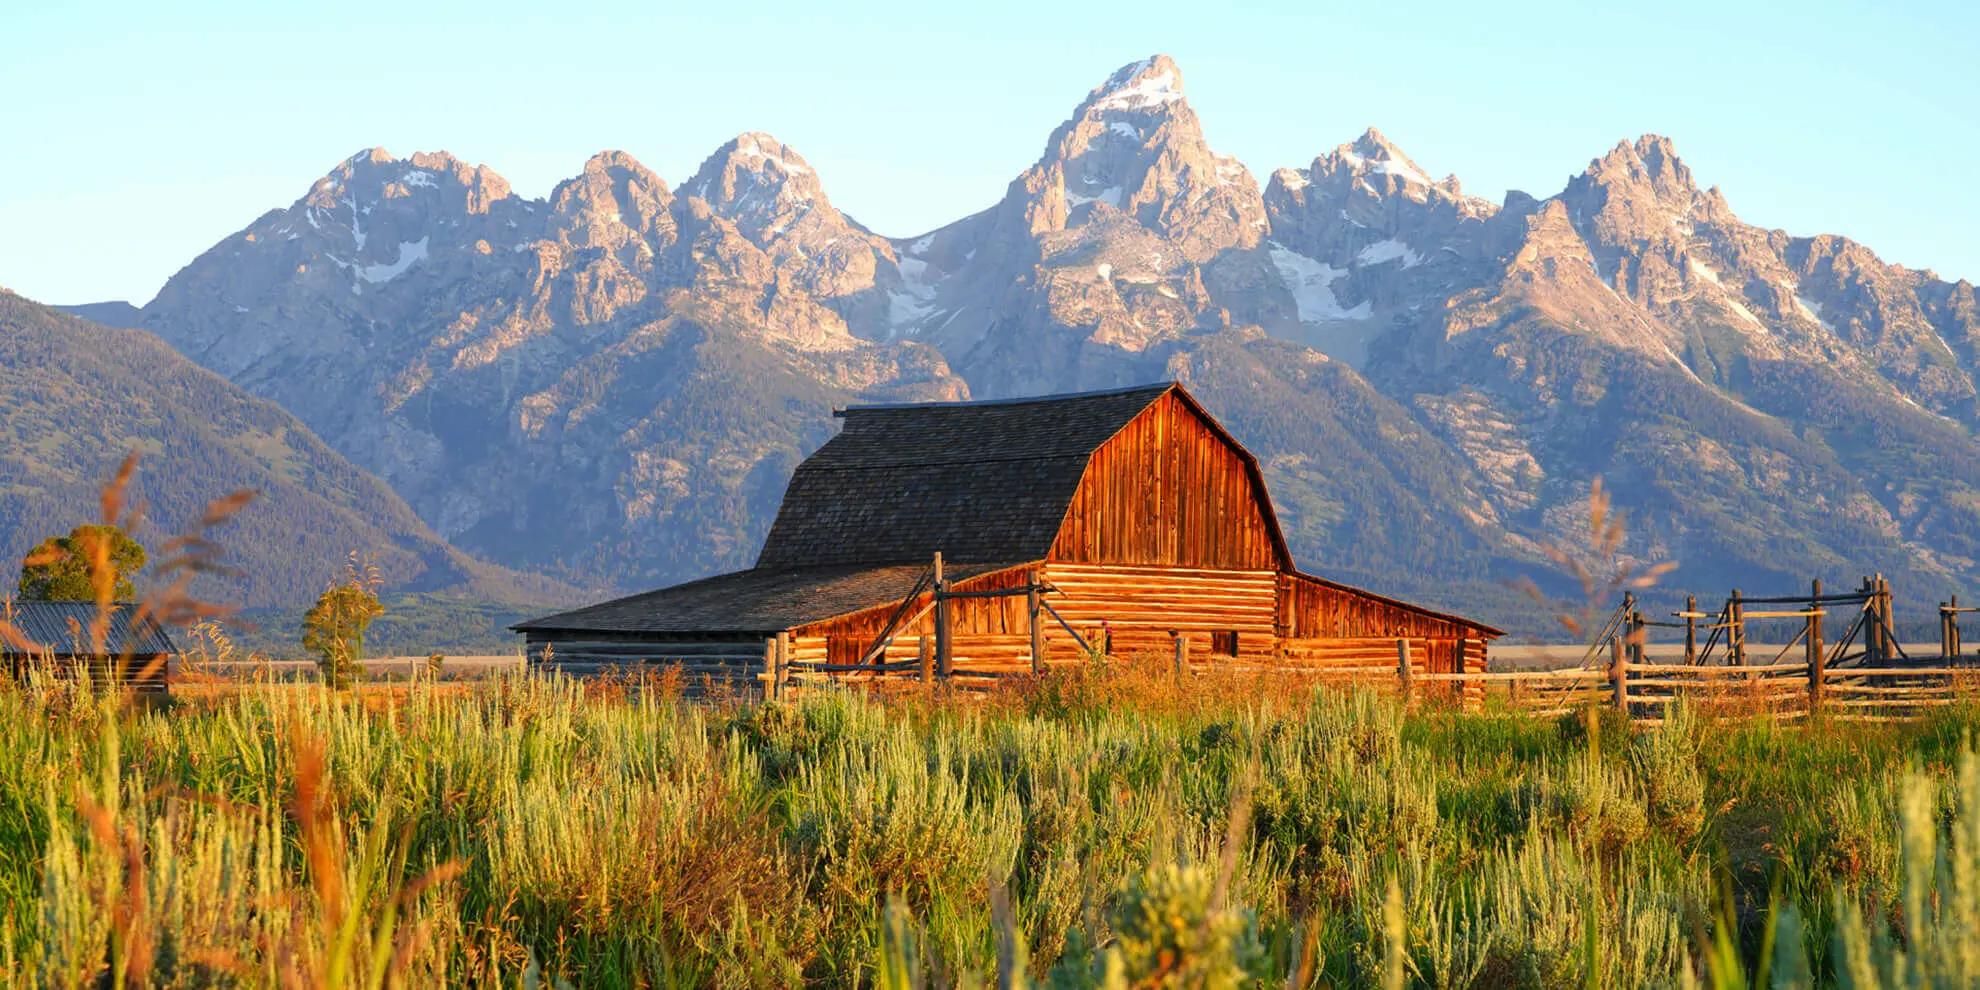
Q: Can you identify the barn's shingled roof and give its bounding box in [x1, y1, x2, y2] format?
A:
[1, 602, 177, 656]
[754, 383, 1178, 569]
[512, 562, 1027, 636]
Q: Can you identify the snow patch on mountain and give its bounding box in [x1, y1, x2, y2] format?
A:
[1357, 239, 1421, 268]
[1093, 62, 1182, 112]
[1066, 186, 1125, 208]
[1269, 243, 1369, 321]
[1372, 158, 1433, 187]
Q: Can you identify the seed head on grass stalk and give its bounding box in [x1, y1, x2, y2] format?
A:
[1511, 477, 1678, 644]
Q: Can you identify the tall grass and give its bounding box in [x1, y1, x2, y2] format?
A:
[6, 661, 1980, 987]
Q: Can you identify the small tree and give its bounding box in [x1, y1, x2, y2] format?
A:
[18, 524, 147, 602]
[302, 554, 384, 689]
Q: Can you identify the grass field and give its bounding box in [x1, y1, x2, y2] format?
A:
[4, 658, 1979, 988]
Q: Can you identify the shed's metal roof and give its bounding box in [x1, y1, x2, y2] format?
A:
[1, 602, 177, 655]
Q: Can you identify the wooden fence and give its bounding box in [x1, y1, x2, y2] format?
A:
[533, 630, 1980, 722]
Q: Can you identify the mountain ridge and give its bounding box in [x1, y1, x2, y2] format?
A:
[79, 53, 1978, 632]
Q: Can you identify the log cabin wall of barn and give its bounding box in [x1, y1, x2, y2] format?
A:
[794, 566, 1040, 666]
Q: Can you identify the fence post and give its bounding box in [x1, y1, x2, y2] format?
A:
[1685, 595, 1697, 665]
[775, 632, 790, 700]
[933, 552, 952, 680]
[1631, 609, 1646, 666]
[763, 638, 778, 700]
[1173, 632, 1187, 686]
[1945, 602, 1955, 661]
[1875, 574, 1891, 662]
[1730, 588, 1745, 666]
[1397, 638, 1413, 706]
[1808, 578, 1825, 714]
[918, 634, 932, 684]
[1610, 635, 1628, 713]
[1955, 594, 1964, 659]
[1028, 577, 1045, 675]
[1622, 591, 1636, 664]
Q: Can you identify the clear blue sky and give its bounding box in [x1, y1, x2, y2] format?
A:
[2, 0, 1973, 305]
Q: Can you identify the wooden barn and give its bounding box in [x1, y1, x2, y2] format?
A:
[2, 601, 177, 689]
[516, 383, 1500, 689]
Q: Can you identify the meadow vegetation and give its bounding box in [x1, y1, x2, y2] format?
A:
[2, 662, 1979, 988]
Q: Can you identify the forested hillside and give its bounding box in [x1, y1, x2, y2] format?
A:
[0, 291, 570, 608]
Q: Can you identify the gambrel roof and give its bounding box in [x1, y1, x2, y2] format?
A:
[754, 382, 1288, 569]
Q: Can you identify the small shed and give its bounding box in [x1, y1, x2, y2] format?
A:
[516, 382, 1500, 689]
[2, 601, 177, 689]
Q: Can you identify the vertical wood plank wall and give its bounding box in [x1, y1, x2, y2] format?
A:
[1049, 392, 1280, 570]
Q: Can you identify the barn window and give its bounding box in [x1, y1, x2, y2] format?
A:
[1212, 630, 1239, 657]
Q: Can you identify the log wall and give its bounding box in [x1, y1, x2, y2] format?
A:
[1049, 391, 1282, 571]
[1041, 563, 1279, 660]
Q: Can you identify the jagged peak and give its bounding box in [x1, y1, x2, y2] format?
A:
[708, 132, 814, 175]
[301, 148, 514, 213]
[1335, 127, 1435, 185]
[576, 149, 668, 190]
[682, 132, 821, 207]
[1084, 55, 1186, 114]
[1586, 133, 1698, 197]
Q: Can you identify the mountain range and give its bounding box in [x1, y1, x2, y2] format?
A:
[39, 54, 1980, 633]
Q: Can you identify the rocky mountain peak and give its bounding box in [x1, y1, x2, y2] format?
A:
[1082, 54, 1186, 114]
[677, 132, 843, 249]
[1578, 134, 1708, 211]
[544, 150, 675, 252]
[1008, 54, 1264, 263]
[685, 134, 822, 208]
[1288, 127, 1480, 211]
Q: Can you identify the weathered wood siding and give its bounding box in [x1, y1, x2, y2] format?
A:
[1277, 573, 1477, 640]
[1049, 392, 1282, 570]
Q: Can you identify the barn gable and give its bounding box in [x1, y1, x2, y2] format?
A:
[1050, 388, 1289, 571]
